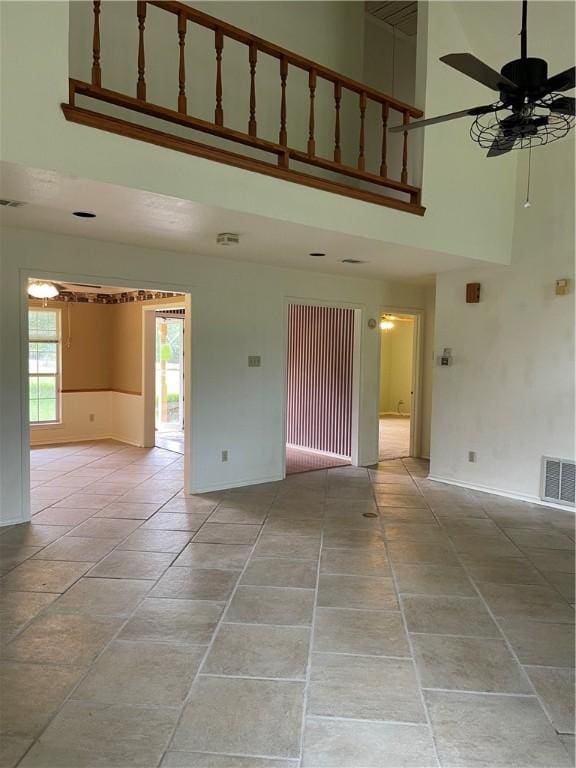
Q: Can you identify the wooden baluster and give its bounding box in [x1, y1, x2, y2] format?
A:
[91, 0, 102, 87]
[177, 12, 187, 113]
[307, 69, 317, 158]
[214, 29, 224, 126]
[136, 1, 146, 100]
[380, 102, 389, 176]
[333, 81, 342, 164]
[279, 57, 288, 146]
[248, 43, 257, 136]
[358, 91, 367, 170]
[401, 110, 409, 184]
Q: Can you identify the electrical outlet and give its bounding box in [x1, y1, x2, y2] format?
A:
[89, 414, 95, 422]
[221, 450, 228, 462]
[248, 356, 261, 368]
[468, 451, 476, 463]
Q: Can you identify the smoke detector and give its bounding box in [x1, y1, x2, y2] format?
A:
[216, 232, 240, 246]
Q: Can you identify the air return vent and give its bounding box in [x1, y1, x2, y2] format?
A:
[0, 198, 26, 208]
[541, 457, 576, 506]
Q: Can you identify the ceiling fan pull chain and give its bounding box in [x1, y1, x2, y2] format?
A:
[524, 146, 532, 208]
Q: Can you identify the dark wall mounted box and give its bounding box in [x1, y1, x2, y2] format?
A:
[466, 283, 481, 303]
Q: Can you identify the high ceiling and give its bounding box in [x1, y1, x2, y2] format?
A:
[365, 2, 418, 36]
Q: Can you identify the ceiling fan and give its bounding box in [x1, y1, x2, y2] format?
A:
[390, 0, 575, 156]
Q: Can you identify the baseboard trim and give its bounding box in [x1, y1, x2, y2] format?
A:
[427, 474, 576, 513]
[30, 434, 142, 448]
[190, 473, 284, 494]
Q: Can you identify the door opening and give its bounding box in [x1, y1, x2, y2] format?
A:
[378, 312, 418, 460]
[284, 303, 354, 475]
[155, 310, 185, 454]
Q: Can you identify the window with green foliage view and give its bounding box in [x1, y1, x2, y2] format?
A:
[29, 308, 61, 423]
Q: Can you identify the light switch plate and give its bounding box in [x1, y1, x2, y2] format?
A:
[248, 356, 261, 368]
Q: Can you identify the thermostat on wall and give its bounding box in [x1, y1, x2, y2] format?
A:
[438, 348, 453, 366]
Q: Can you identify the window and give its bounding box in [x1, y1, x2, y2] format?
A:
[29, 308, 61, 424]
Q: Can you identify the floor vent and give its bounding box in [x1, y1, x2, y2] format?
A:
[541, 456, 576, 505]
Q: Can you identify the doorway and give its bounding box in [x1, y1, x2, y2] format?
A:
[284, 303, 357, 475]
[155, 311, 185, 454]
[378, 312, 419, 460]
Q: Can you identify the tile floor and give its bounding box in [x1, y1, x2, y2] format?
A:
[0, 440, 574, 767]
[285, 446, 349, 475]
[379, 415, 410, 460]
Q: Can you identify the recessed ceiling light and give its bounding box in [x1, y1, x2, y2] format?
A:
[309, 252, 325, 257]
[73, 211, 96, 218]
[341, 258, 367, 264]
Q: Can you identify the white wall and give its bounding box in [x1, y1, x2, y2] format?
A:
[430, 138, 575, 501]
[420, 283, 436, 459]
[0, 227, 428, 525]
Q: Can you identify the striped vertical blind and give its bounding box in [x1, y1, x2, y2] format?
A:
[286, 304, 354, 458]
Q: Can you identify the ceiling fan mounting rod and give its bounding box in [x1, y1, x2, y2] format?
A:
[520, 0, 528, 60]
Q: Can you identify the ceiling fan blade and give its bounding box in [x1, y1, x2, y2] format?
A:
[549, 95, 575, 116]
[440, 53, 518, 92]
[487, 133, 517, 157]
[388, 104, 497, 133]
[544, 66, 575, 93]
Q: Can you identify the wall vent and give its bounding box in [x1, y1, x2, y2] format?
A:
[541, 456, 576, 506]
[0, 198, 26, 208]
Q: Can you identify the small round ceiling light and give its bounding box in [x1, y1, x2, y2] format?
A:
[72, 211, 96, 218]
[27, 281, 59, 299]
[309, 252, 325, 257]
[380, 317, 395, 331]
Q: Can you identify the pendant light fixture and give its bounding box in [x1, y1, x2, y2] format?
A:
[27, 281, 60, 299]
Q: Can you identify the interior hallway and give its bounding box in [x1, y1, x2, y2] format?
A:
[379, 415, 411, 459]
[0, 443, 574, 767]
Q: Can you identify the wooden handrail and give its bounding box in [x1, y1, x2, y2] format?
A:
[149, 0, 422, 117]
[63, 1, 426, 215]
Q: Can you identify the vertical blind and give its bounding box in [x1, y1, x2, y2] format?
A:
[286, 304, 354, 458]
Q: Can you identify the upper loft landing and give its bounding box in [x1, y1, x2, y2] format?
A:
[62, 1, 425, 215]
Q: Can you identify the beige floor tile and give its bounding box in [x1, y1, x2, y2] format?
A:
[320, 548, 390, 577]
[142, 513, 208, 532]
[241, 558, 318, 588]
[425, 689, 572, 767]
[301, 717, 436, 768]
[88, 550, 174, 580]
[525, 666, 575, 734]
[309, 652, 426, 722]
[542, 569, 576, 602]
[253, 534, 321, 560]
[0, 546, 44, 574]
[322, 529, 385, 550]
[317, 574, 398, 611]
[225, 586, 314, 626]
[173, 676, 305, 758]
[379, 507, 437, 524]
[162, 498, 216, 515]
[524, 547, 575, 574]
[18, 701, 178, 768]
[1, 612, 122, 666]
[31, 507, 96, 527]
[117, 529, 192, 553]
[151, 567, 239, 601]
[172, 543, 252, 570]
[387, 540, 460, 566]
[504, 529, 575, 550]
[68, 517, 143, 540]
[48, 576, 151, 616]
[0, 591, 58, 645]
[0, 560, 90, 593]
[207, 507, 268, 524]
[161, 753, 297, 768]
[383, 523, 449, 544]
[413, 634, 531, 693]
[373, 482, 422, 497]
[499, 617, 575, 667]
[476, 582, 574, 623]
[559, 735, 575, 762]
[193, 523, 261, 545]
[95, 502, 162, 519]
[32, 536, 118, 562]
[394, 563, 475, 597]
[120, 598, 223, 644]
[466, 558, 547, 586]
[376, 494, 429, 509]
[53, 493, 120, 509]
[203, 623, 310, 678]
[0, 524, 74, 547]
[73, 640, 204, 706]
[0, 662, 85, 740]
[0, 734, 33, 768]
[314, 607, 409, 657]
[263, 518, 322, 536]
[402, 594, 500, 637]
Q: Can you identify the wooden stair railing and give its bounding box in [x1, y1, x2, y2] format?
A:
[62, 0, 425, 215]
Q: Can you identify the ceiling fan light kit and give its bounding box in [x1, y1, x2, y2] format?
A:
[389, 0, 574, 157]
